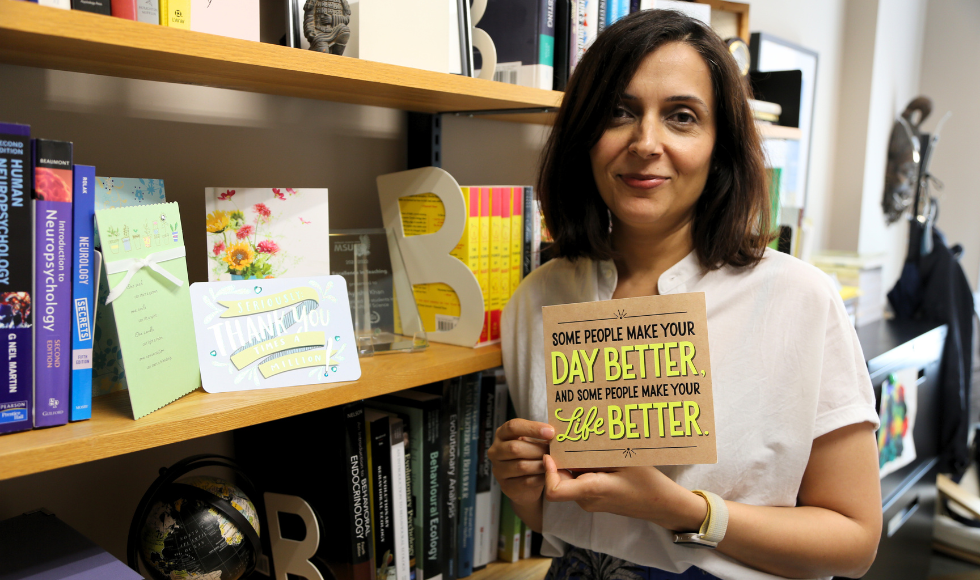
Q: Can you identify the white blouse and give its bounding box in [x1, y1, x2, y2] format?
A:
[501, 248, 879, 580]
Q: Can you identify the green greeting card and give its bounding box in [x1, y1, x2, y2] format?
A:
[95, 202, 200, 419]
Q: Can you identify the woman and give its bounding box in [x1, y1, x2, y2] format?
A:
[490, 10, 882, 580]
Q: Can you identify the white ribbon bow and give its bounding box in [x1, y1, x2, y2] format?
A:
[105, 246, 187, 305]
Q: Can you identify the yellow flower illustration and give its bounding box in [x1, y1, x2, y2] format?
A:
[206, 210, 231, 233]
[223, 241, 255, 270]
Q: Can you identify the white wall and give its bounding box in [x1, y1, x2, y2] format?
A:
[0, 62, 545, 562]
[918, 0, 980, 290]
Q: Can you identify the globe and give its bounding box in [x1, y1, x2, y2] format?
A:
[139, 475, 260, 580]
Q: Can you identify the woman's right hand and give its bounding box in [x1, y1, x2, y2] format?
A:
[488, 419, 556, 506]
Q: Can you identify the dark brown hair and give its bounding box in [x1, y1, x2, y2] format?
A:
[537, 9, 771, 269]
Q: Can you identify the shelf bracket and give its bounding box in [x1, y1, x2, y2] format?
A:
[407, 112, 442, 169]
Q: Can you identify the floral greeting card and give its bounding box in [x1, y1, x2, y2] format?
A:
[189, 276, 360, 392]
[204, 188, 330, 281]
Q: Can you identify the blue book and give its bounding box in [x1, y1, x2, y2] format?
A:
[456, 372, 481, 578]
[70, 165, 95, 422]
[0, 122, 33, 435]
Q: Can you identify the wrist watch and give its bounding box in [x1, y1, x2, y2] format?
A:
[673, 490, 729, 549]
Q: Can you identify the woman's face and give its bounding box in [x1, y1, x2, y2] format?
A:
[590, 42, 716, 236]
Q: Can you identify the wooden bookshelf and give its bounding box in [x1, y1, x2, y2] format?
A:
[0, 0, 561, 124]
[472, 558, 551, 580]
[0, 343, 501, 481]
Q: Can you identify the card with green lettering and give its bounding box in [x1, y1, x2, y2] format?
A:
[95, 202, 199, 419]
[543, 292, 715, 468]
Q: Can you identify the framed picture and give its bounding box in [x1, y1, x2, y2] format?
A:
[750, 32, 818, 211]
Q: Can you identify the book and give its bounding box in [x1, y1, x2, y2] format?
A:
[479, 0, 555, 90]
[477, 187, 490, 343]
[205, 187, 330, 281]
[0, 122, 33, 435]
[521, 187, 534, 278]
[70, 164, 95, 422]
[499, 188, 510, 328]
[235, 403, 374, 580]
[553, 0, 571, 91]
[497, 495, 522, 563]
[457, 372, 482, 577]
[371, 390, 444, 580]
[486, 377, 509, 565]
[386, 414, 412, 580]
[38, 0, 71, 8]
[162, 0, 189, 28]
[402, 416, 417, 580]
[32, 138, 73, 428]
[488, 187, 505, 342]
[450, 186, 482, 329]
[136, 0, 158, 23]
[472, 373, 496, 568]
[520, 523, 532, 558]
[0, 509, 142, 579]
[110, 0, 137, 19]
[419, 378, 460, 580]
[91, 177, 166, 397]
[71, 0, 111, 14]
[190, 0, 260, 42]
[509, 187, 523, 298]
[366, 409, 396, 580]
[596, 0, 607, 33]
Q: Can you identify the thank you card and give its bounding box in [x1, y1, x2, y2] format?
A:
[190, 276, 361, 393]
[543, 293, 716, 468]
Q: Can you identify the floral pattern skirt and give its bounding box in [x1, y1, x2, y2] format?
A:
[545, 547, 721, 580]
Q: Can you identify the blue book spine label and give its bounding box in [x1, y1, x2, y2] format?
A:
[32, 138, 73, 428]
[0, 122, 33, 434]
[70, 164, 95, 421]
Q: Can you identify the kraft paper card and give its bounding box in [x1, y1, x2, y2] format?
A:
[94, 202, 200, 419]
[189, 276, 361, 393]
[543, 293, 716, 468]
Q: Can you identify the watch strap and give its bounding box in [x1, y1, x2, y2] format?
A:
[692, 489, 728, 545]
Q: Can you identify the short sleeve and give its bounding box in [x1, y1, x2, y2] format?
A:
[812, 282, 880, 439]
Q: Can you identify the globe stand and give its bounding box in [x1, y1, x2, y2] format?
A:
[126, 454, 264, 579]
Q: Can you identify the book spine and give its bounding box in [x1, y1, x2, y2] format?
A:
[347, 404, 375, 580]
[457, 372, 481, 578]
[158, 0, 166, 23]
[497, 495, 521, 563]
[488, 188, 502, 342]
[486, 380, 508, 563]
[390, 417, 411, 580]
[136, 0, 159, 23]
[71, 0, 111, 13]
[0, 123, 33, 435]
[110, 0, 137, 19]
[38, 0, 72, 9]
[629, 0, 639, 12]
[472, 374, 496, 568]
[477, 187, 491, 344]
[553, 0, 570, 91]
[368, 413, 395, 580]
[70, 165, 95, 422]
[521, 187, 533, 278]
[438, 378, 460, 580]
[509, 187, 523, 299]
[422, 401, 443, 580]
[521, 522, 532, 558]
[32, 138, 73, 428]
[165, 0, 189, 28]
[596, 0, 606, 33]
[403, 417, 417, 580]
[498, 188, 510, 324]
[539, 0, 556, 90]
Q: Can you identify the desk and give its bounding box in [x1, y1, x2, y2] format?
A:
[857, 319, 946, 580]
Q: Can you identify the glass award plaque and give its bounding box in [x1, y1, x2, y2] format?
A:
[329, 228, 428, 355]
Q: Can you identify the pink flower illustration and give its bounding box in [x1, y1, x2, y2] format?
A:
[212, 241, 226, 256]
[299, 217, 311, 225]
[273, 188, 285, 201]
[236, 225, 254, 239]
[254, 203, 271, 218]
[257, 240, 280, 255]
[218, 189, 236, 201]
[286, 188, 297, 195]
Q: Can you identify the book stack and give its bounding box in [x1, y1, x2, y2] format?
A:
[236, 370, 537, 580]
[0, 121, 111, 436]
[399, 186, 547, 346]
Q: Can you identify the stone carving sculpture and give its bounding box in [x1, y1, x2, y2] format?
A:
[303, 0, 351, 56]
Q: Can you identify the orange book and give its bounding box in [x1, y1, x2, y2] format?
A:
[479, 187, 492, 343]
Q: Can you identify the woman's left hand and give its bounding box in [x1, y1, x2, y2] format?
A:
[542, 454, 707, 532]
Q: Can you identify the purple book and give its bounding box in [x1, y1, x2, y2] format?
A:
[0, 122, 33, 435]
[32, 138, 73, 428]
